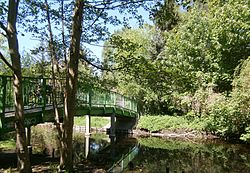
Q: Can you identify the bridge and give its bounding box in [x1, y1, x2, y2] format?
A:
[0, 75, 138, 135]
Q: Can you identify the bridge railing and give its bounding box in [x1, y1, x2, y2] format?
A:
[0, 75, 137, 117]
[0, 76, 64, 114]
[108, 145, 139, 173]
[76, 89, 137, 113]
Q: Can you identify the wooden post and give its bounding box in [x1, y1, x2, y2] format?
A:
[89, 89, 92, 108]
[85, 135, 90, 158]
[122, 96, 125, 108]
[26, 127, 32, 155]
[104, 92, 106, 107]
[0, 76, 6, 131]
[85, 114, 91, 136]
[110, 113, 116, 137]
[42, 78, 46, 121]
[0, 76, 7, 116]
[113, 93, 116, 106]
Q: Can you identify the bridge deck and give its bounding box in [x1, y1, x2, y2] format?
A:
[0, 76, 138, 134]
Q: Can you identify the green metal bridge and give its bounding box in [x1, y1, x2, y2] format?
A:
[0, 75, 138, 134]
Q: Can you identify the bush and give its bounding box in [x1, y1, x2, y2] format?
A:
[240, 127, 250, 143]
[204, 90, 250, 140]
[31, 124, 59, 154]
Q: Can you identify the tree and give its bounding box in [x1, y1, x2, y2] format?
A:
[2, 0, 171, 170]
[102, 0, 250, 117]
[150, 0, 179, 31]
[0, 0, 32, 172]
[102, 26, 172, 114]
[59, 0, 84, 171]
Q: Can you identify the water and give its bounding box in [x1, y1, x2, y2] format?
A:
[127, 137, 250, 173]
[1, 131, 250, 172]
[77, 133, 250, 173]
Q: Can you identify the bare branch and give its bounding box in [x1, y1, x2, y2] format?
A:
[85, 42, 116, 48]
[89, 9, 104, 27]
[0, 51, 15, 71]
[0, 21, 8, 35]
[87, 0, 150, 10]
[80, 53, 125, 71]
[0, 32, 7, 37]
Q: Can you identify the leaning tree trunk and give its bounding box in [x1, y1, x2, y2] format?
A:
[7, 0, 32, 172]
[60, 0, 84, 171]
[44, 1, 66, 168]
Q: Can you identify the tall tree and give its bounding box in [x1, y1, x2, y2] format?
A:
[1, 0, 167, 171]
[0, 0, 32, 172]
[60, 0, 84, 171]
[151, 0, 179, 31]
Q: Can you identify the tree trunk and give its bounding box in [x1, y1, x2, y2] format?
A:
[45, 0, 61, 124]
[44, 0, 64, 165]
[7, 0, 32, 172]
[60, 0, 84, 171]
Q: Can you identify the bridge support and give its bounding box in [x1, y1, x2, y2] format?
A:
[25, 127, 32, 155]
[85, 114, 91, 136]
[114, 117, 136, 134]
[85, 135, 90, 158]
[109, 113, 116, 137]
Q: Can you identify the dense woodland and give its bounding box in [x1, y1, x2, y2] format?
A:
[103, 0, 250, 142]
[0, 0, 249, 172]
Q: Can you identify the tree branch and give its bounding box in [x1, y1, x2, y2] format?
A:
[87, 0, 151, 9]
[0, 51, 15, 72]
[0, 32, 7, 38]
[80, 53, 125, 71]
[0, 21, 8, 35]
[84, 42, 116, 48]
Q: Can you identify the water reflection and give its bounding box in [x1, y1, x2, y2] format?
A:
[73, 133, 138, 172]
[128, 137, 250, 173]
[73, 133, 250, 172]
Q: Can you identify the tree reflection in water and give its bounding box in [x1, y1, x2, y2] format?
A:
[128, 137, 250, 173]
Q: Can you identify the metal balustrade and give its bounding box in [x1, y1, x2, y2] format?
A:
[76, 89, 137, 113]
[0, 75, 138, 133]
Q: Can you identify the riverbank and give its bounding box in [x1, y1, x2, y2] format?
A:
[73, 115, 220, 140]
[133, 129, 219, 140]
[134, 115, 221, 139]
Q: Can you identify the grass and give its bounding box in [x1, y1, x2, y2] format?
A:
[137, 115, 207, 132]
[74, 117, 109, 128]
[0, 138, 16, 150]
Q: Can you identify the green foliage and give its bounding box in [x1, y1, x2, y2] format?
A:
[0, 138, 15, 150]
[240, 127, 250, 143]
[103, 0, 250, 142]
[204, 57, 250, 140]
[31, 125, 59, 154]
[137, 115, 206, 132]
[162, 0, 250, 93]
[151, 0, 179, 31]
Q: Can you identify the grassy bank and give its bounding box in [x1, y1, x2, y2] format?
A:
[137, 115, 208, 133]
[74, 117, 109, 128]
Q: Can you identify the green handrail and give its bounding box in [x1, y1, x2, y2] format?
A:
[0, 75, 138, 117]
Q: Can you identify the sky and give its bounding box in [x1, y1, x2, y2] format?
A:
[18, 4, 152, 62]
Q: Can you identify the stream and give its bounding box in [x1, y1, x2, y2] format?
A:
[73, 133, 250, 173]
[1, 131, 250, 172]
